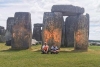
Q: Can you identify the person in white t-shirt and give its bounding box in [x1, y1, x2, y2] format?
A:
[41, 42, 49, 54]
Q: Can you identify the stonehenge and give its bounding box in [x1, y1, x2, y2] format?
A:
[31, 5, 89, 50]
[4, 5, 89, 50]
[41, 5, 89, 50]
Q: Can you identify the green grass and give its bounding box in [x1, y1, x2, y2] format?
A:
[0, 43, 100, 67]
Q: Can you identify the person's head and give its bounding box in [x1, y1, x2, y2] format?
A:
[44, 42, 47, 45]
[53, 44, 56, 47]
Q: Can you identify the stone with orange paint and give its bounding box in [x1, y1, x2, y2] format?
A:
[32, 23, 43, 41]
[11, 12, 32, 49]
[42, 12, 64, 49]
[74, 14, 89, 50]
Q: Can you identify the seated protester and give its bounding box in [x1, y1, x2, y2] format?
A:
[41, 42, 49, 54]
[51, 45, 59, 54]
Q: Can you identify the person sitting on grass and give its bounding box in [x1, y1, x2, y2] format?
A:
[41, 42, 49, 54]
[51, 45, 59, 54]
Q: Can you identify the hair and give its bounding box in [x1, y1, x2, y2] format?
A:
[44, 42, 47, 45]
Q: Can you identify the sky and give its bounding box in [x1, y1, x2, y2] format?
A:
[0, 0, 100, 40]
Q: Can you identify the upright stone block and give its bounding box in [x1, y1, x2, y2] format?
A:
[6, 17, 15, 33]
[32, 23, 42, 41]
[65, 16, 77, 47]
[12, 12, 32, 49]
[0, 26, 5, 35]
[0, 26, 5, 43]
[42, 12, 64, 49]
[74, 14, 88, 50]
[86, 13, 89, 37]
[5, 17, 14, 46]
[61, 22, 65, 47]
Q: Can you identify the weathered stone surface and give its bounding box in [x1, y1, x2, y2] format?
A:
[0, 26, 5, 35]
[5, 30, 12, 46]
[42, 12, 63, 49]
[0, 26, 5, 43]
[61, 22, 65, 47]
[32, 23, 42, 41]
[6, 17, 15, 33]
[11, 12, 32, 49]
[74, 14, 88, 50]
[51, 5, 84, 16]
[86, 13, 89, 37]
[5, 17, 14, 46]
[33, 23, 43, 27]
[65, 16, 78, 47]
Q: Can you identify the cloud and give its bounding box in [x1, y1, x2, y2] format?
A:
[0, 0, 22, 4]
[0, 0, 100, 40]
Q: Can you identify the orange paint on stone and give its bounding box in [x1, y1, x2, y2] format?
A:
[75, 30, 84, 45]
[44, 30, 51, 42]
[53, 29, 61, 43]
[44, 29, 61, 43]
[12, 22, 31, 48]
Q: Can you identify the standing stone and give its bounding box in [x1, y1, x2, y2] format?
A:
[5, 17, 14, 46]
[74, 14, 88, 50]
[65, 16, 77, 47]
[32, 23, 42, 41]
[0, 26, 5, 43]
[6, 17, 15, 33]
[12, 12, 32, 49]
[0, 26, 5, 35]
[86, 13, 89, 37]
[61, 21, 65, 47]
[42, 12, 63, 49]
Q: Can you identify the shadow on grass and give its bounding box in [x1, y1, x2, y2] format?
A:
[33, 49, 88, 54]
[60, 47, 88, 53]
[60, 50, 88, 53]
[0, 48, 28, 52]
[0, 47, 88, 53]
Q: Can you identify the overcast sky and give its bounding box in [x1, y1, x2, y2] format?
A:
[0, 0, 100, 40]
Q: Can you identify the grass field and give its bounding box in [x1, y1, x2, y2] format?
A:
[0, 43, 100, 67]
